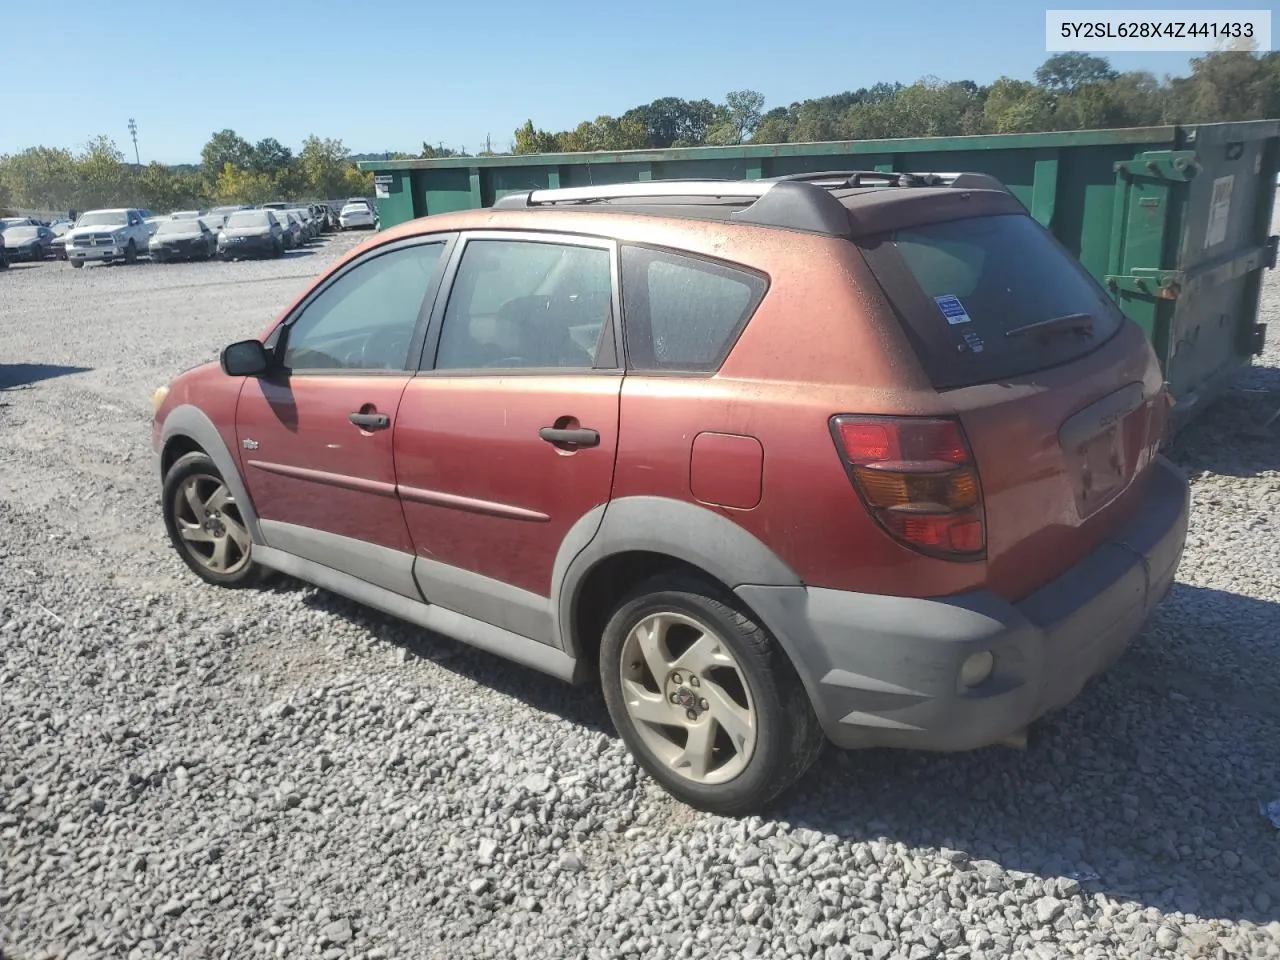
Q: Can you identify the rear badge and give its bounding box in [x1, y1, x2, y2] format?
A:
[934, 294, 972, 326]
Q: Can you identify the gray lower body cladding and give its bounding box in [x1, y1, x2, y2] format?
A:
[739, 455, 1190, 751]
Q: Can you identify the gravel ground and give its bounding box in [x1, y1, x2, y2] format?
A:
[1, 220, 1279, 960]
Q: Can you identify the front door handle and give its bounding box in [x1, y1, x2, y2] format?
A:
[539, 426, 600, 448]
[349, 411, 390, 430]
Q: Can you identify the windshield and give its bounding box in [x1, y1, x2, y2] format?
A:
[157, 220, 201, 236]
[5, 226, 39, 241]
[225, 211, 270, 228]
[858, 213, 1124, 389]
[76, 211, 128, 227]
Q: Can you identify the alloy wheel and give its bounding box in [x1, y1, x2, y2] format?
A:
[619, 611, 758, 785]
[172, 473, 252, 574]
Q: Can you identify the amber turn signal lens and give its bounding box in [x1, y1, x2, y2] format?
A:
[853, 465, 980, 511]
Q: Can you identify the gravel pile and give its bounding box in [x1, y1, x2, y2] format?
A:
[1, 223, 1279, 960]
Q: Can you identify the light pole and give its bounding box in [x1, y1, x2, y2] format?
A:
[128, 118, 140, 165]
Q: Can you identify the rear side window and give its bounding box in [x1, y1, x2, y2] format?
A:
[620, 246, 766, 373]
[858, 214, 1124, 389]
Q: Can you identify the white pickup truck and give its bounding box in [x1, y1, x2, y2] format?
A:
[64, 208, 152, 268]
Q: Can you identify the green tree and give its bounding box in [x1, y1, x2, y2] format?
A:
[76, 136, 131, 209]
[750, 107, 795, 145]
[201, 129, 255, 177]
[298, 135, 352, 198]
[1034, 53, 1119, 94]
[1168, 50, 1280, 122]
[513, 121, 563, 155]
[706, 89, 766, 145]
[250, 137, 293, 175]
[982, 78, 1055, 133]
[0, 146, 78, 209]
[214, 162, 274, 204]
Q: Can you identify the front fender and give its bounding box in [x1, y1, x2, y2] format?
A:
[158, 403, 264, 545]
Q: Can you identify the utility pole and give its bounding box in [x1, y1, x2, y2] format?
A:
[484, 133, 493, 154]
[127, 118, 140, 165]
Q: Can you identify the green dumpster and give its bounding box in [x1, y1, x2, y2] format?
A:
[359, 121, 1280, 422]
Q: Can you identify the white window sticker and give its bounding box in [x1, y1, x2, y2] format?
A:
[934, 294, 972, 325]
[1204, 175, 1234, 249]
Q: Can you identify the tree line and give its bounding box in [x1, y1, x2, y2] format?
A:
[2, 51, 1277, 215]
[0, 130, 374, 216]
[511, 51, 1280, 152]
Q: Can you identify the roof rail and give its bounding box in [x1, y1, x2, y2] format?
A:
[490, 170, 1012, 236]
[766, 170, 1012, 193]
[494, 179, 854, 236]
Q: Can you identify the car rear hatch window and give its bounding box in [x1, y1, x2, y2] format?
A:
[857, 213, 1124, 390]
[856, 211, 1169, 601]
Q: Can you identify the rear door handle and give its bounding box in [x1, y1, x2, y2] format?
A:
[538, 426, 600, 448]
[349, 411, 390, 430]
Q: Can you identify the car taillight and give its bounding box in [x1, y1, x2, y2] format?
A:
[830, 415, 986, 560]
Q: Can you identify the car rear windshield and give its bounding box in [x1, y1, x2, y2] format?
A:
[157, 221, 200, 235]
[5, 226, 38, 240]
[225, 212, 270, 228]
[857, 213, 1125, 390]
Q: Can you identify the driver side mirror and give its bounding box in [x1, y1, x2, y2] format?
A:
[221, 339, 270, 377]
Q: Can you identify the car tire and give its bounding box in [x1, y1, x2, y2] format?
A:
[598, 572, 824, 816]
[70, 260, 83, 268]
[153, 252, 165, 264]
[162, 451, 265, 589]
[124, 240, 137, 264]
[273, 241, 284, 258]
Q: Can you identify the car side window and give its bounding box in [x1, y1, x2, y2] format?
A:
[434, 239, 613, 371]
[282, 243, 446, 372]
[620, 245, 766, 373]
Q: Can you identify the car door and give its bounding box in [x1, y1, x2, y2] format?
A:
[395, 232, 623, 643]
[235, 235, 454, 597]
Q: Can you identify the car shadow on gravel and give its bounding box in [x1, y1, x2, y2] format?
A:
[781, 582, 1280, 926]
[0, 363, 92, 390]
[1170, 372, 1280, 478]
[288, 581, 612, 735]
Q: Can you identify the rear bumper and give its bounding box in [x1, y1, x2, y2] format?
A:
[739, 455, 1190, 751]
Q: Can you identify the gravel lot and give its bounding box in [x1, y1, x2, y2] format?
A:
[1, 221, 1279, 960]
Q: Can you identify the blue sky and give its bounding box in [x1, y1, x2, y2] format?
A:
[4, 1, 1210, 164]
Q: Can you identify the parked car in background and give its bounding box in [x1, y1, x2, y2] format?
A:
[150, 218, 218, 262]
[64, 208, 152, 267]
[338, 200, 377, 230]
[2, 224, 56, 261]
[170, 210, 207, 220]
[292, 207, 319, 240]
[277, 211, 304, 249]
[144, 216, 166, 237]
[0, 216, 40, 230]
[150, 173, 1189, 814]
[200, 213, 227, 232]
[217, 209, 284, 260]
[48, 222, 70, 260]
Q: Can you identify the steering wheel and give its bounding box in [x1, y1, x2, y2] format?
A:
[359, 329, 411, 369]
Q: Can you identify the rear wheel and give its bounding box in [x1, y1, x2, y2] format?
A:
[599, 573, 824, 815]
[162, 451, 263, 588]
[70, 260, 83, 269]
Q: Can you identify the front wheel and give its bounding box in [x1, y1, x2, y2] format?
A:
[70, 259, 83, 269]
[599, 573, 824, 816]
[124, 240, 137, 264]
[162, 451, 264, 588]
